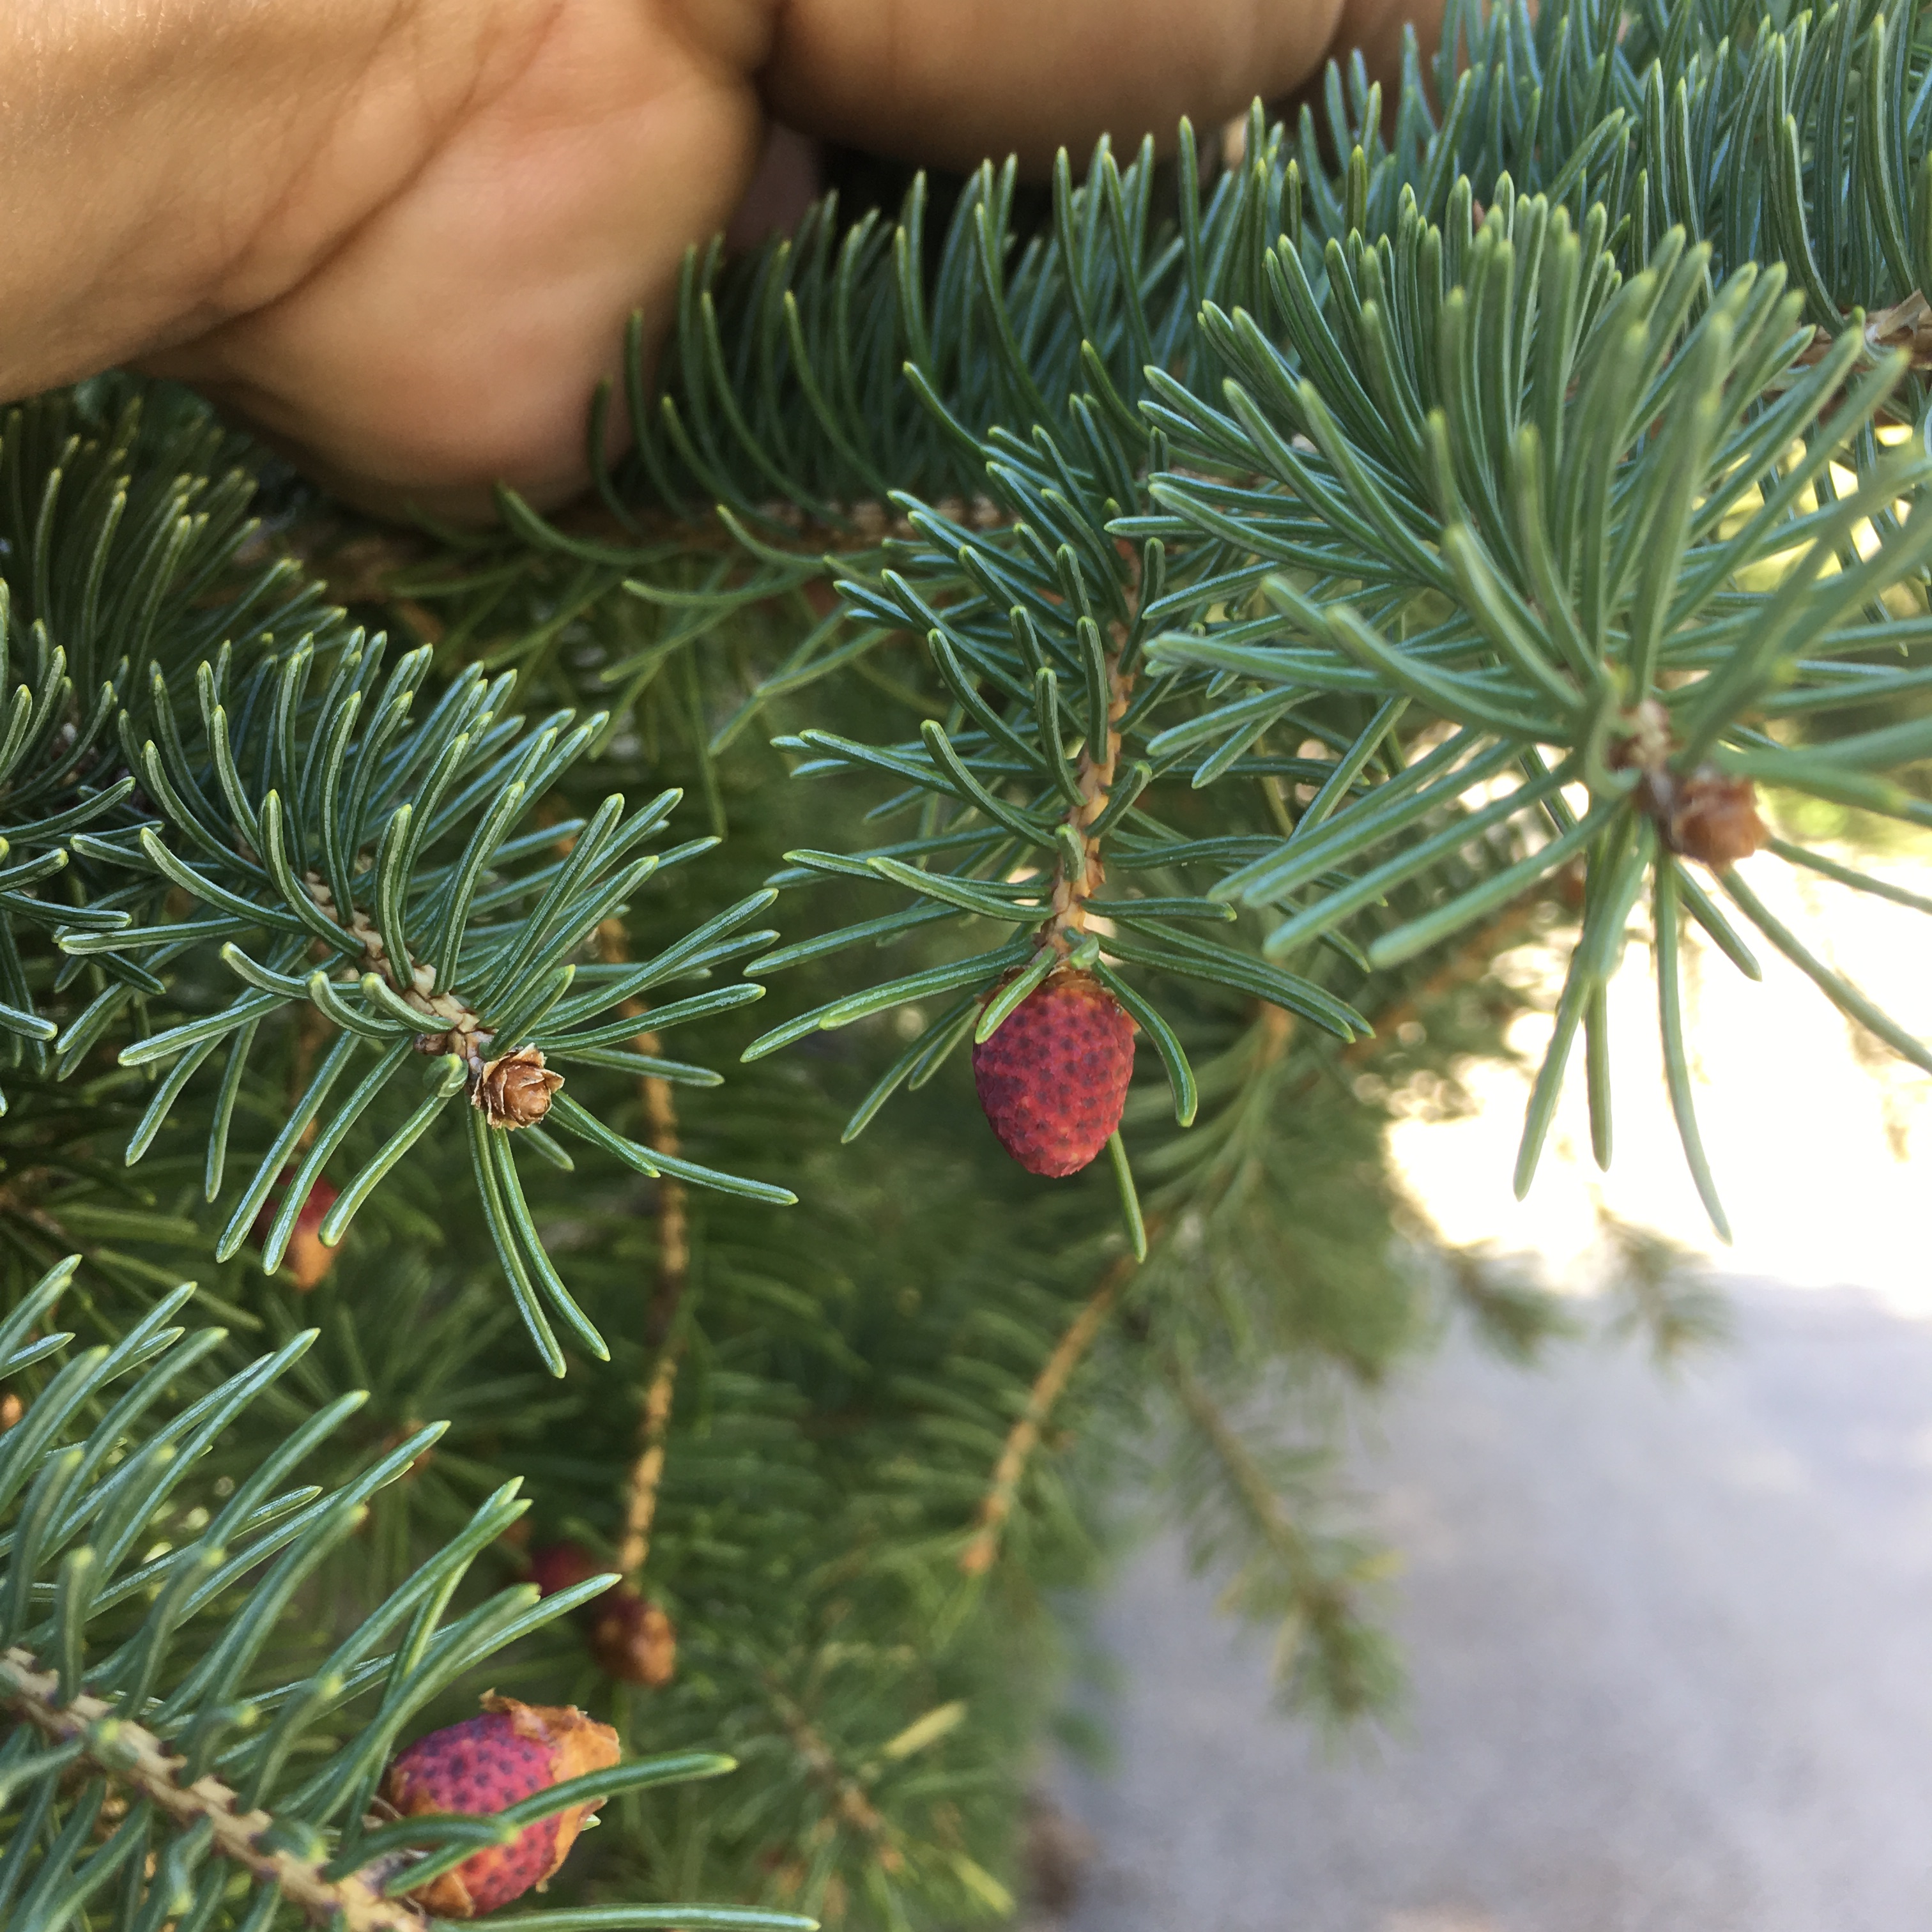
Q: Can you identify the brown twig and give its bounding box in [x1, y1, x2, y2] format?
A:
[1795, 289, 1932, 369]
[763, 1677, 903, 1867]
[1, 1646, 424, 1931]
[556, 493, 1013, 559]
[958, 1247, 1144, 1575]
[1160, 1353, 1322, 1584]
[599, 920, 690, 1586]
[1043, 565, 1140, 952]
[300, 872, 491, 1070]
[282, 498, 1015, 614]
[615, 1346, 682, 1585]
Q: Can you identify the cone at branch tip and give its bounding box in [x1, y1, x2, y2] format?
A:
[972, 967, 1136, 1177]
[380, 1692, 619, 1917]
[473, 1045, 564, 1129]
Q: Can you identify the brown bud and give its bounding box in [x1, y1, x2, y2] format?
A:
[1667, 769, 1767, 870]
[473, 1045, 564, 1130]
[588, 1595, 678, 1688]
[529, 1543, 677, 1687]
[0, 1392, 21, 1430]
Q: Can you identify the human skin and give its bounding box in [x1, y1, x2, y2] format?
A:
[1, 0, 1438, 519]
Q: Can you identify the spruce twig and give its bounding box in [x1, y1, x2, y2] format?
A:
[1161, 1355, 1392, 1719]
[762, 1677, 900, 1860]
[958, 1247, 1142, 1576]
[302, 869, 492, 1069]
[564, 495, 1012, 559]
[1163, 1356, 1311, 1568]
[955, 877, 1574, 1577]
[0, 1646, 425, 1932]
[599, 920, 691, 1586]
[1044, 558, 1140, 951]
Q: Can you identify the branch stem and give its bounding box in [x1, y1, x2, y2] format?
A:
[302, 871, 489, 1067]
[601, 921, 689, 1587]
[1044, 573, 1140, 951]
[763, 1676, 901, 1862]
[0, 1646, 422, 1932]
[1161, 1355, 1314, 1576]
[958, 1248, 1140, 1575]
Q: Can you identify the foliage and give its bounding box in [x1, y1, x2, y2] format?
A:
[6, 0, 1932, 1922]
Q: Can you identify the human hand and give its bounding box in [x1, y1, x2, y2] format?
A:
[3, 0, 1433, 520]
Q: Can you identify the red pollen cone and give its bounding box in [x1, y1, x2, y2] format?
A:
[381, 1693, 619, 1917]
[972, 967, 1135, 1177]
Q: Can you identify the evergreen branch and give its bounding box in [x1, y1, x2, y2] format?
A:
[13, 8, 1932, 1912]
[596, 921, 693, 1589]
[1038, 558, 1141, 956]
[1163, 1358, 1307, 1567]
[1161, 1353, 1396, 1723]
[761, 1679, 896, 1855]
[616, 1342, 681, 1586]
[19, 590, 782, 1341]
[957, 1248, 1138, 1577]
[0, 1258, 771, 1928]
[0, 1644, 425, 1932]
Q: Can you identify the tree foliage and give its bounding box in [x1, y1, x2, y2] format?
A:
[5, 0, 1932, 1922]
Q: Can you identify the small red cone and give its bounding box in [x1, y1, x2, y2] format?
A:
[380, 1693, 619, 1917]
[972, 967, 1135, 1177]
[253, 1175, 341, 1291]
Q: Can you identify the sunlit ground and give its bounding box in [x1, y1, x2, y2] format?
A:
[1050, 812, 1932, 1932]
[1387, 810, 1932, 1316]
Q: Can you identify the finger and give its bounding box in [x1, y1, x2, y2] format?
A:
[1327, 0, 1447, 104]
[144, 7, 762, 521]
[759, 0, 1349, 174]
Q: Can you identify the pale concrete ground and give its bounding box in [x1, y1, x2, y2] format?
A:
[1050, 834, 1932, 1931]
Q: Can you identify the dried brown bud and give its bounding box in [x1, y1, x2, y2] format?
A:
[1607, 698, 1673, 775]
[0, 1392, 22, 1430]
[1666, 769, 1768, 870]
[473, 1045, 563, 1130]
[588, 1595, 678, 1688]
[528, 1542, 678, 1687]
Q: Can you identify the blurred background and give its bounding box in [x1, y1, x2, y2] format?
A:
[1036, 816, 1932, 1932]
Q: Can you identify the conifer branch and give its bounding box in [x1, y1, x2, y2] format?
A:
[1162, 1358, 1307, 1569]
[1045, 563, 1140, 951]
[12, 2, 1932, 1909]
[617, 1348, 682, 1587]
[300, 868, 491, 1069]
[599, 920, 690, 1588]
[1797, 289, 1932, 372]
[958, 1247, 1141, 1576]
[0, 1646, 425, 1932]
[531, 495, 1015, 563]
[1161, 1353, 1393, 1719]
[957, 880, 1577, 1578]
[762, 1679, 900, 1862]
